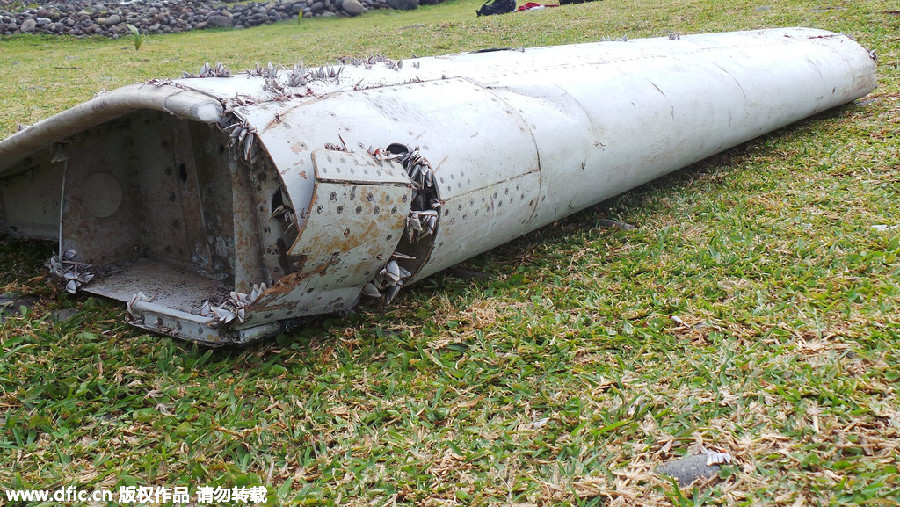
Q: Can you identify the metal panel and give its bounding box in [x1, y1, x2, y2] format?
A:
[244, 150, 411, 324]
[0, 149, 64, 239]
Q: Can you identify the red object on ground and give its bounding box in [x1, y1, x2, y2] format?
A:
[517, 2, 559, 11]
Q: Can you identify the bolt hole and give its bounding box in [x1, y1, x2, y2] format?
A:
[386, 143, 409, 155]
[178, 163, 188, 182]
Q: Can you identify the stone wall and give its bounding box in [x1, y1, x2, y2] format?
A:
[0, 0, 432, 38]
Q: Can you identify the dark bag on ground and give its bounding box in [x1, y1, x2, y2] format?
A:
[476, 0, 516, 16]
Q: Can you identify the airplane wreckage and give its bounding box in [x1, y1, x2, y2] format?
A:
[0, 28, 876, 345]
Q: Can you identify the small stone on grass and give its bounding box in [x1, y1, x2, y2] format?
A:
[656, 454, 723, 487]
[53, 308, 79, 322]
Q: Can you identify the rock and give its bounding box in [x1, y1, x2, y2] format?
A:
[52, 308, 79, 322]
[206, 13, 233, 27]
[0, 293, 38, 323]
[656, 454, 723, 487]
[342, 0, 366, 15]
[19, 17, 36, 32]
[321, 10, 336, 16]
[387, 0, 418, 10]
[99, 14, 121, 25]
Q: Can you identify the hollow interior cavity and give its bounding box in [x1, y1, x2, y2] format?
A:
[56, 111, 239, 312]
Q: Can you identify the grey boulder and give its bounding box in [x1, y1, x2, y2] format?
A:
[387, 0, 418, 10]
[342, 0, 367, 15]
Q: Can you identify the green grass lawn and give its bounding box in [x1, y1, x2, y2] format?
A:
[1, 0, 898, 504]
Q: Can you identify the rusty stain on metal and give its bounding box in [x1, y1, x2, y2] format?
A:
[0, 28, 877, 345]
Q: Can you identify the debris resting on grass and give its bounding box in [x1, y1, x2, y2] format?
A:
[0, 28, 877, 345]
